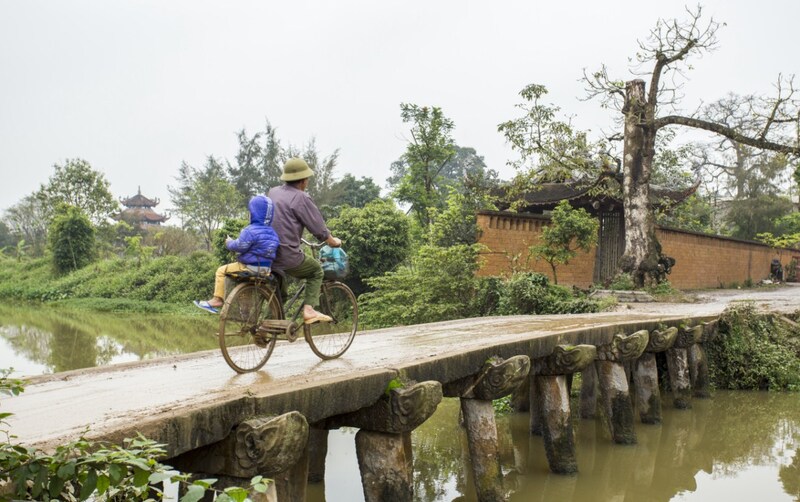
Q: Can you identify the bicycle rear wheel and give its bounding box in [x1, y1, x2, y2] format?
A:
[219, 282, 281, 373]
[304, 281, 358, 359]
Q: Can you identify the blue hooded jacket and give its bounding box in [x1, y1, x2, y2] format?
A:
[225, 195, 280, 266]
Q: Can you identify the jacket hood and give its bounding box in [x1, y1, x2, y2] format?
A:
[248, 195, 274, 225]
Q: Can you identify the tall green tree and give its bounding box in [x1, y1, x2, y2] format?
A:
[328, 200, 411, 295]
[227, 122, 283, 201]
[169, 156, 241, 250]
[391, 104, 456, 228]
[37, 158, 118, 224]
[48, 205, 96, 274]
[530, 200, 599, 284]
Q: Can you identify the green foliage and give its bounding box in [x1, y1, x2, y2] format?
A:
[725, 195, 794, 240]
[328, 173, 382, 209]
[496, 272, 600, 315]
[360, 245, 479, 328]
[707, 303, 800, 391]
[607, 273, 635, 290]
[145, 226, 203, 257]
[428, 192, 485, 247]
[328, 200, 411, 295]
[36, 158, 119, 225]
[124, 236, 155, 267]
[391, 104, 456, 228]
[497, 83, 608, 188]
[227, 123, 283, 202]
[492, 396, 513, 415]
[530, 201, 598, 284]
[169, 157, 243, 250]
[48, 205, 96, 275]
[213, 218, 248, 265]
[655, 194, 715, 234]
[0, 372, 270, 500]
[0, 252, 217, 307]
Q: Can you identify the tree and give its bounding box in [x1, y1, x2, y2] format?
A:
[726, 195, 794, 240]
[429, 192, 485, 247]
[284, 139, 341, 207]
[169, 156, 242, 250]
[530, 201, 599, 284]
[3, 194, 49, 256]
[391, 104, 456, 228]
[327, 200, 411, 295]
[691, 94, 796, 200]
[504, 7, 800, 287]
[37, 158, 118, 224]
[227, 122, 284, 201]
[48, 205, 96, 274]
[328, 174, 382, 209]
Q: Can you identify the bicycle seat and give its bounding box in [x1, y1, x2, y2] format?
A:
[225, 265, 273, 281]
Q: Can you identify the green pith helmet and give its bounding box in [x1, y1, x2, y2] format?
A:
[281, 158, 315, 181]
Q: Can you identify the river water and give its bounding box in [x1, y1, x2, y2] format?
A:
[1, 306, 798, 501]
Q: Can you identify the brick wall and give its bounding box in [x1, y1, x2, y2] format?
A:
[477, 211, 799, 289]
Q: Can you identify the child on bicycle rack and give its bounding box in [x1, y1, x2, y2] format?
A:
[194, 194, 280, 314]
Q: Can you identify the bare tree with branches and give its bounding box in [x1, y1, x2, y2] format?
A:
[582, 6, 799, 286]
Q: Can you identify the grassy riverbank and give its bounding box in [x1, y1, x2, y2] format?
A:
[0, 254, 216, 314]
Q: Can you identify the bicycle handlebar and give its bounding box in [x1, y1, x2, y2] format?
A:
[301, 238, 326, 249]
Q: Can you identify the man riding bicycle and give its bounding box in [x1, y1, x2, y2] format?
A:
[268, 158, 343, 324]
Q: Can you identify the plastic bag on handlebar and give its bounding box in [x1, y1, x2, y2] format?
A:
[319, 245, 349, 280]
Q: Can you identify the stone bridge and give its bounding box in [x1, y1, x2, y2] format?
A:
[6, 287, 799, 501]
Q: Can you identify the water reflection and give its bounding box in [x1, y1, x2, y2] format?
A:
[0, 304, 218, 376]
[318, 392, 798, 501]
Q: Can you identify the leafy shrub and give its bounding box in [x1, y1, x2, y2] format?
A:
[213, 218, 248, 265]
[48, 205, 96, 274]
[707, 302, 800, 391]
[360, 244, 479, 328]
[496, 272, 600, 315]
[607, 273, 635, 290]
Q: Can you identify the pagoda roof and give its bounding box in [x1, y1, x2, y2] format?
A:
[120, 187, 160, 208]
[115, 207, 169, 224]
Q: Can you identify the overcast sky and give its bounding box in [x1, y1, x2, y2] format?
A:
[1, 1, 798, 213]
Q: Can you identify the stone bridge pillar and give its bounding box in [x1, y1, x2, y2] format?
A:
[170, 411, 310, 502]
[688, 321, 717, 398]
[595, 330, 649, 444]
[324, 380, 443, 502]
[633, 327, 677, 424]
[444, 355, 531, 502]
[531, 345, 596, 474]
[667, 325, 703, 409]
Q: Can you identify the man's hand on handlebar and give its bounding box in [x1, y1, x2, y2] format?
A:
[326, 235, 342, 248]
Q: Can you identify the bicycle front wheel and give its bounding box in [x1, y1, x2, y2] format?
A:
[219, 283, 281, 373]
[304, 281, 358, 360]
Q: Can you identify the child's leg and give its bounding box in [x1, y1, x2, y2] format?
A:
[213, 262, 249, 302]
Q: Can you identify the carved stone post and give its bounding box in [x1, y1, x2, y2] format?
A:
[170, 411, 310, 502]
[532, 345, 596, 474]
[579, 361, 599, 419]
[596, 330, 648, 444]
[325, 380, 443, 502]
[634, 327, 677, 424]
[443, 355, 530, 502]
[667, 325, 702, 409]
[529, 373, 542, 436]
[688, 321, 716, 398]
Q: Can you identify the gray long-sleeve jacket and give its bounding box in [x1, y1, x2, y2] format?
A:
[267, 184, 330, 270]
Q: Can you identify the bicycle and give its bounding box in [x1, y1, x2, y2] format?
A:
[217, 240, 358, 373]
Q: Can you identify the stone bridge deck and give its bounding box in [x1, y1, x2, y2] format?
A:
[7, 310, 720, 457]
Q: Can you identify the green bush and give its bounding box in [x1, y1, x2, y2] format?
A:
[48, 205, 96, 274]
[707, 303, 800, 391]
[497, 272, 600, 315]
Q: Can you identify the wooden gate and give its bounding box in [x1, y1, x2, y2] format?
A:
[592, 211, 625, 285]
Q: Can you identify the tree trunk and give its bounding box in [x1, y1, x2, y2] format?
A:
[619, 79, 660, 287]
